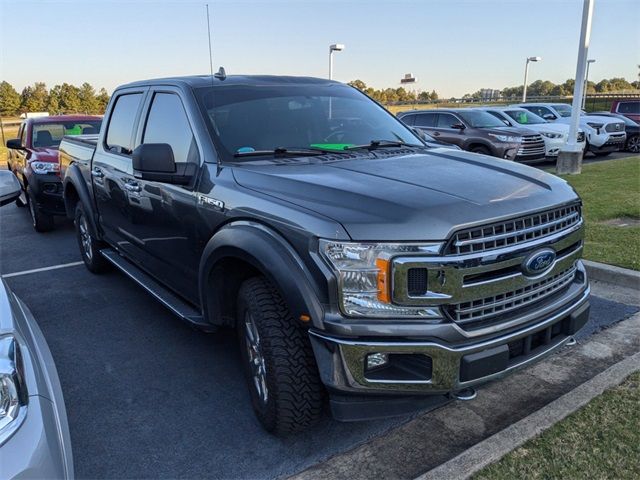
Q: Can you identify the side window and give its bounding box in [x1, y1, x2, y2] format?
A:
[105, 93, 143, 155]
[488, 111, 509, 125]
[436, 113, 458, 128]
[527, 106, 550, 118]
[143, 93, 199, 164]
[414, 113, 436, 127]
[617, 101, 640, 114]
[400, 114, 415, 126]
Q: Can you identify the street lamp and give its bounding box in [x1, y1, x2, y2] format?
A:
[582, 59, 596, 109]
[329, 43, 345, 80]
[522, 56, 542, 102]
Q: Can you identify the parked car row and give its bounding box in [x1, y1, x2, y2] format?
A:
[398, 99, 639, 161]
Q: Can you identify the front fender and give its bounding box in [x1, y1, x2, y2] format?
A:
[199, 221, 324, 329]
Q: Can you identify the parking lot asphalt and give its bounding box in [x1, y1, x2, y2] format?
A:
[0, 178, 637, 479]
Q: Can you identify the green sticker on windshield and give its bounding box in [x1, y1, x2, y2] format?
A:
[310, 143, 354, 151]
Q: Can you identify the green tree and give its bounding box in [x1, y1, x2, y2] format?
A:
[47, 86, 61, 114]
[21, 82, 48, 112]
[96, 88, 110, 113]
[0, 81, 21, 115]
[58, 83, 81, 113]
[347, 79, 367, 91]
[78, 82, 99, 113]
[429, 90, 438, 100]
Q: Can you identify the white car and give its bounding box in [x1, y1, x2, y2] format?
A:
[512, 103, 626, 157]
[482, 107, 585, 157]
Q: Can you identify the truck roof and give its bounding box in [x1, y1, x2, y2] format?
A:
[119, 74, 340, 90]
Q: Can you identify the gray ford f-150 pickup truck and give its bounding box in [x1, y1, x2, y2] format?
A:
[60, 73, 590, 434]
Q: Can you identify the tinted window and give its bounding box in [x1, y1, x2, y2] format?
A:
[617, 101, 640, 114]
[400, 114, 415, 126]
[106, 93, 143, 154]
[457, 110, 506, 128]
[551, 104, 572, 117]
[414, 113, 436, 127]
[504, 110, 546, 125]
[523, 106, 552, 118]
[487, 111, 510, 125]
[436, 113, 459, 128]
[32, 121, 102, 148]
[143, 93, 198, 164]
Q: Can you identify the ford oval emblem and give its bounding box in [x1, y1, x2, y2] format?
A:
[522, 248, 556, 277]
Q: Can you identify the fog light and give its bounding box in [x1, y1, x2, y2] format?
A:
[366, 353, 389, 370]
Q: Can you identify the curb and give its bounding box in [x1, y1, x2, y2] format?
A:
[583, 259, 640, 289]
[416, 346, 640, 480]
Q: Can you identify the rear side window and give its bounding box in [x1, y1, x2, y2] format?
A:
[105, 93, 143, 155]
[436, 113, 459, 128]
[400, 114, 415, 126]
[524, 105, 552, 118]
[617, 101, 640, 114]
[414, 113, 436, 127]
[142, 93, 199, 164]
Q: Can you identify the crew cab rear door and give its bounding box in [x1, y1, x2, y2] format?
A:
[91, 87, 148, 253]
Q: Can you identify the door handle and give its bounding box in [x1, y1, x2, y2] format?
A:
[124, 181, 141, 193]
[91, 168, 104, 178]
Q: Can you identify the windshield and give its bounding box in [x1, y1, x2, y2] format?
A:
[552, 104, 573, 117]
[456, 110, 507, 128]
[196, 84, 422, 160]
[504, 110, 546, 125]
[32, 121, 102, 148]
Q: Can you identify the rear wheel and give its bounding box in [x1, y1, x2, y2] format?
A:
[26, 186, 54, 232]
[626, 135, 640, 154]
[237, 277, 324, 434]
[74, 203, 109, 273]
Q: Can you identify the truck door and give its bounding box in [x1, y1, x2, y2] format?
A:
[124, 90, 202, 303]
[92, 90, 147, 255]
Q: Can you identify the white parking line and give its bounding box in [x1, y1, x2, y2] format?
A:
[1, 261, 84, 279]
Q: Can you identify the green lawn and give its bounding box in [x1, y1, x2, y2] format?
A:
[475, 371, 640, 480]
[558, 157, 640, 270]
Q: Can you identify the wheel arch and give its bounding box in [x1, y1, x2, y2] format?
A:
[63, 165, 100, 237]
[199, 221, 324, 330]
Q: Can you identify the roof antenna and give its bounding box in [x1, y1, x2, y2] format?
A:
[205, 4, 214, 83]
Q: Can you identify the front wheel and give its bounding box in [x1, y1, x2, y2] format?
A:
[593, 151, 612, 157]
[470, 145, 491, 156]
[237, 277, 324, 434]
[27, 186, 54, 232]
[74, 203, 110, 273]
[626, 135, 640, 154]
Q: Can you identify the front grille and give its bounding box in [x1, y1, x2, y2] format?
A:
[517, 134, 546, 156]
[605, 122, 624, 133]
[446, 204, 581, 255]
[445, 265, 578, 326]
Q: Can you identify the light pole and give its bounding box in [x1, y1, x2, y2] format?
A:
[522, 56, 542, 102]
[582, 59, 596, 109]
[329, 44, 345, 80]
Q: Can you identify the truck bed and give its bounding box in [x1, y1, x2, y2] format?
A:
[59, 135, 98, 177]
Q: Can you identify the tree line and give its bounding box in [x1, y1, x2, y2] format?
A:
[348, 79, 439, 103]
[466, 77, 639, 100]
[0, 81, 111, 116]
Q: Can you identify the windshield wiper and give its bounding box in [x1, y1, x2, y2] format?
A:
[344, 140, 415, 151]
[234, 147, 328, 158]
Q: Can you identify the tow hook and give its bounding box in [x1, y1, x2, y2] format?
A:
[451, 387, 477, 401]
[566, 337, 577, 346]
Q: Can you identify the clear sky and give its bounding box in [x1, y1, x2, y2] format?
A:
[1, 0, 639, 97]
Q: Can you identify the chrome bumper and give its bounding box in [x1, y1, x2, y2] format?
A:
[310, 282, 590, 395]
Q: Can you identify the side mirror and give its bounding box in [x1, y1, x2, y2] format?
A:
[132, 143, 194, 185]
[542, 113, 556, 120]
[0, 171, 22, 206]
[6, 138, 24, 150]
[451, 123, 466, 130]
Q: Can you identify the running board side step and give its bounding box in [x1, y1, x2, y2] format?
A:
[100, 248, 216, 332]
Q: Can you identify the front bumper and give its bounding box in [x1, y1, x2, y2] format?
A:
[27, 173, 65, 216]
[310, 280, 589, 400]
[587, 133, 626, 152]
[544, 137, 586, 157]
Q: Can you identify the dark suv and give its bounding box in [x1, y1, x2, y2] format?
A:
[398, 109, 546, 162]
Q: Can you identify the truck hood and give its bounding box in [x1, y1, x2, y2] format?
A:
[556, 115, 625, 131]
[29, 146, 59, 163]
[232, 150, 579, 241]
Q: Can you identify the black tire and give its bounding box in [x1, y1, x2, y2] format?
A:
[74, 203, 110, 273]
[470, 145, 491, 156]
[593, 151, 612, 157]
[237, 276, 324, 434]
[626, 135, 640, 154]
[26, 186, 54, 232]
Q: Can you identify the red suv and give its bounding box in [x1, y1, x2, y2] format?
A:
[6, 115, 102, 231]
[611, 100, 640, 124]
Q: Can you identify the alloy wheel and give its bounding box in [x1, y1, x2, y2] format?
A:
[78, 214, 93, 261]
[244, 311, 268, 404]
[628, 136, 640, 154]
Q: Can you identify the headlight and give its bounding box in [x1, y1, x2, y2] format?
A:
[30, 162, 60, 175]
[586, 122, 603, 129]
[0, 336, 28, 443]
[488, 134, 522, 143]
[320, 240, 442, 318]
[540, 131, 563, 139]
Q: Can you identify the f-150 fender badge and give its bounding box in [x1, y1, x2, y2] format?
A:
[197, 194, 224, 210]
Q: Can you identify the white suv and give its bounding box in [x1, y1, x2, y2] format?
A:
[512, 103, 626, 157]
[482, 107, 585, 158]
